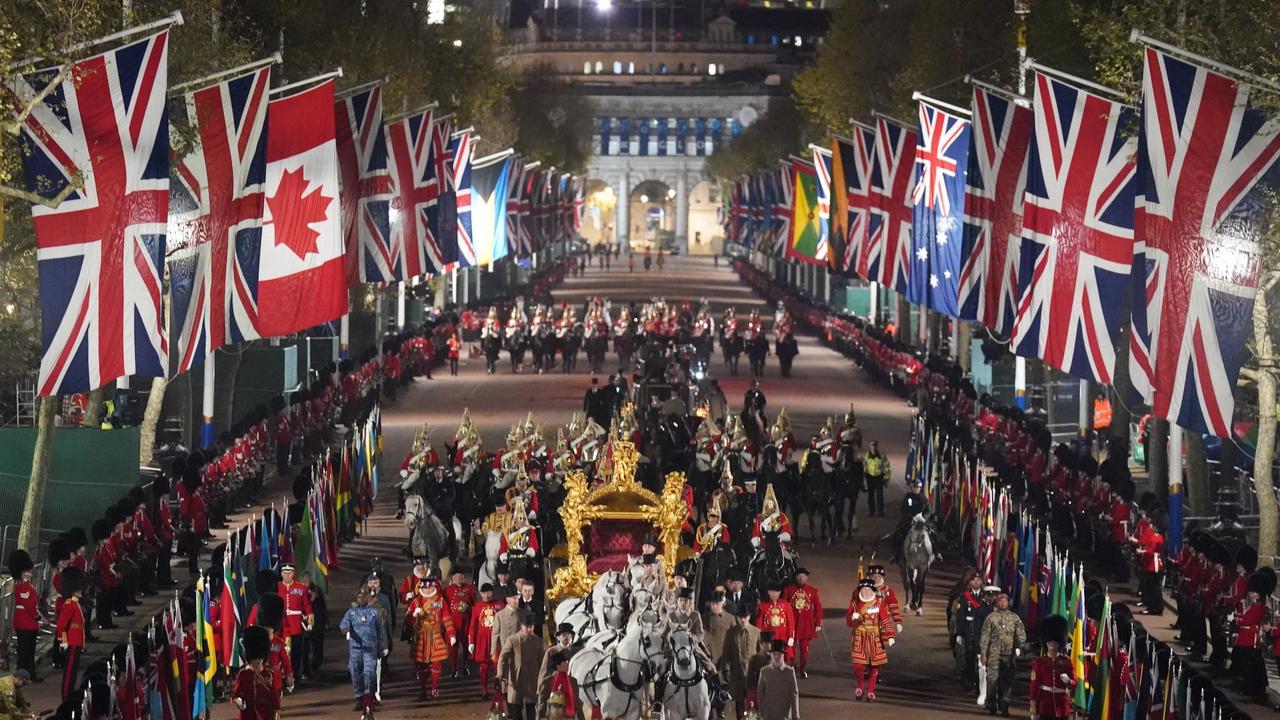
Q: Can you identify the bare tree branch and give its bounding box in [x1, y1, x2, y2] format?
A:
[3, 64, 72, 136]
[0, 176, 81, 208]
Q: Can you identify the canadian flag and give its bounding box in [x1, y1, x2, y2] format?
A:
[258, 80, 347, 337]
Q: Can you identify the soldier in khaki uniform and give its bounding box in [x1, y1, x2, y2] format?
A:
[978, 592, 1027, 716]
[719, 606, 760, 720]
[703, 592, 735, 667]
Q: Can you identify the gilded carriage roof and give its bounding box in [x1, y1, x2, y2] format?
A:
[547, 440, 691, 602]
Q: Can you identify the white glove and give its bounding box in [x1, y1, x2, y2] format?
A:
[1059, 673, 1071, 684]
[778, 532, 792, 543]
[815, 626, 823, 633]
[787, 637, 794, 647]
[751, 537, 761, 548]
[346, 632, 352, 640]
[887, 638, 895, 647]
[400, 469, 409, 479]
[413, 608, 424, 617]
[469, 644, 475, 653]
[499, 553, 509, 562]
[60, 642, 69, 651]
[1015, 648, 1022, 657]
[896, 624, 902, 633]
[234, 698, 247, 710]
[955, 635, 963, 644]
[450, 636, 457, 646]
[381, 649, 389, 658]
[525, 548, 536, 557]
[850, 612, 861, 620]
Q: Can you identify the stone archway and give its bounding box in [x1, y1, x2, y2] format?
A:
[628, 179, 674, 250]
[686, 179, 721, 256]
[579, 179, 617, 247]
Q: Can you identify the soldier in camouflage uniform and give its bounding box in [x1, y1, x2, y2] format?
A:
[978, 592, 1026, 716]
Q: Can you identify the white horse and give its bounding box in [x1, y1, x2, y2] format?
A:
[659, 626, 711, 720]
[404, 494, 451, 578]
[554, 570, 630, 643]
[571, 606, 668, 720]
[475, 522, 504, 590]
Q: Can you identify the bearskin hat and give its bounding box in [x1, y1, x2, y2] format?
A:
[60, 567, 85, 597]
[292, 474, 312, 501]
[153, 475, 170, 496]
[241, 625, 271, 662]
[46, 537, 71, 565]
[1249, 567, 1277, 598]
[1085, 590, 1105, 621]
[182, 466, 202, 492]
[255, 569, 279, 596]
[170, 456, 188, 479]
[255, 592, 285, 631]
[188, 450, 207, 469]
[66, 526, 88, 550]
[1205, 539, 1232, 567]
[91, 519, 112, 543]
[1039, 614, 1068, 647]
[8, 549, 34, 577]
[1235, 545, 1258, 573]
[179, 597, 197, 626]
[1149, 509, 1170, 533]
[129, 486, 147, 507]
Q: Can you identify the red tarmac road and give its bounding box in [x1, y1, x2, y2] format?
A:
[30, 255, 1004, 719]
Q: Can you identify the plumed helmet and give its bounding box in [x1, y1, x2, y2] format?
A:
[91, 519, 113, 543]
[7, 549, 33, 577]
[1039, 614, 1068, 647]
[46, 537, 71, 565]
[1248, 567, 1277, 597]
[241, 625, 271, 662]
[59, 567, 85, 597]
[1235, 545, 1258, 573]
[255, 569, 279, 596]
[256, 592, 285, 631]
[179, 597, 197, 626]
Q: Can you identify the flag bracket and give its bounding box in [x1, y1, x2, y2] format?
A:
[963, 77, 1032, 108]
[871, 110, 914, 130]
[336, 77, 387, 99]
[1128, 29, 1280, 94]
[8, 11, 184, 70]
[386, 101, 440, 123]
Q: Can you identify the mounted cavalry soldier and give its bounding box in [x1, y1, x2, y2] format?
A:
[505, 305, 529, 374]
[530, 306, 553, 374]
[481, 307, 503, 375]
[751, 484, 793, 552]
[499, 498, 541, 589]
[653, 587, 732, 714]
[836, 405, 864, 535]
[613, 307, 637, 370]
[558, 307, 584, 374]
[773, 311, 799, 378]
[584, 305, 612, 374]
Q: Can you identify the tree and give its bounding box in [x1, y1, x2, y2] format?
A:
[509, 64, 593, 173]
[704, 94, 809, 182]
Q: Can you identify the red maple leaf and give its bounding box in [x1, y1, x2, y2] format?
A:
[266, 166, 333, 260]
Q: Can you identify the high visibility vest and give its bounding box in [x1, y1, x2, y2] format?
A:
[1093, 398, 1113, 430]
[864, 452, 887, 477]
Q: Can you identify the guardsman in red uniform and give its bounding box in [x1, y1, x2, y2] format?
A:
[444, 567, 477, 677]
[467, 584, 503, 700]
[233, 626, 278, 720]
[277, 564, 314, 678]
[55, 567, 87, 699]
[782, 568, 822, 678]
[1029, 616, 1074, 720]
[253, 592, 293, 700]
[755, 585, 796, 662]
[1232, 569, 1274, 698]
[1133, 520, 1165, 616]
[9, 550, 44, 679]
[868, 564, 903, 631]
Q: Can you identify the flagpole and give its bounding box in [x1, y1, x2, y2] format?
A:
[870, 110, 914, 131]
[170, 53, 281, 95]
[8, 10, 184, 70]
[269, 68, 344, 97]
[335, 77, 386, 99]
[1128, 29, 1280, 93]
[964, 76, 1029, 106]
[386, 101, 440, 123]
[911, 92, 972, 117]
[1025, 61, 1133, 105]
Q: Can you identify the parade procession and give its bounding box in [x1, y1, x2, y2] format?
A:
[3, 1, 1280, 720]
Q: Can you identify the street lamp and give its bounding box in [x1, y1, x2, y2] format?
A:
[1014, 0, 1031, 95]
[640, 194, 649, 203]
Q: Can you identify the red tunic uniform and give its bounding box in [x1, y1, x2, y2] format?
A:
[782, 584, 822, 641]
[875, 583, 903, 627]
[232, 666, 279, 720]
[277, 580, 313, 638]
[12, 580, 41, 631]
[409, 595, 455, 664]
[845, 598, 894, 666]
[1029, 655, 1075, 719]
[467, 600, 503, 661]
[268, 633, 292, 695]
[755, 599, 796, 655]
[400, 571, 431, 605]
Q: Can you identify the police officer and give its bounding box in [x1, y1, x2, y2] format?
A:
[339, 587, 385, 712]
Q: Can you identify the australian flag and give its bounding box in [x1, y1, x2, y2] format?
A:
[907, 101, 971, 317]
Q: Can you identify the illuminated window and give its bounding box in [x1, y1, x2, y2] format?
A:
[795, 35, 803, 46]
[613, 61, 622, 74]
[595, 61, 603, 73]
[584, 61, 592, 74]
[628, 62, 635, 74]
[708, 64, 716, 76]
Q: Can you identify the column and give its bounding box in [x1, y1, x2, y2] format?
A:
[868, 281, 879, 322]
[616, 172, 630, 250]
[675, 172, 688, 252]
[1168, 425, 1184, 553]
[396, 282, 406, 329]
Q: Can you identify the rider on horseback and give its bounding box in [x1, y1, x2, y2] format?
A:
[751, 484, 793, 551]
[693, 503, 731, 554]
[890, 479, 930, 564]
[481, 308, 503, 375]
[652, 587, 733, 713]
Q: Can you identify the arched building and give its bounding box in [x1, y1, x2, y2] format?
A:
[499, 1, 830, 254]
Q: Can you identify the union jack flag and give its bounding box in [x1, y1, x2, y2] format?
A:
[958, 85, 1032, 333]
[834, 124, 875, 277]
[7, 31, 171, 395]
[449, 129, 478, 267]
[387, 107, 444, 278]
[335, 85, 396, 283]
[169, 66, 269, 374]
[772, 163, 792, 257]
[908, 101, 971, 316]
[517, 166, 538, 256]
[1013, 71, 1137, 384]
[861, 116, 917, 291]
[811, 145, 834, 267]
[426, 114, 458, 268]
[1130, 47, 1280, 436]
